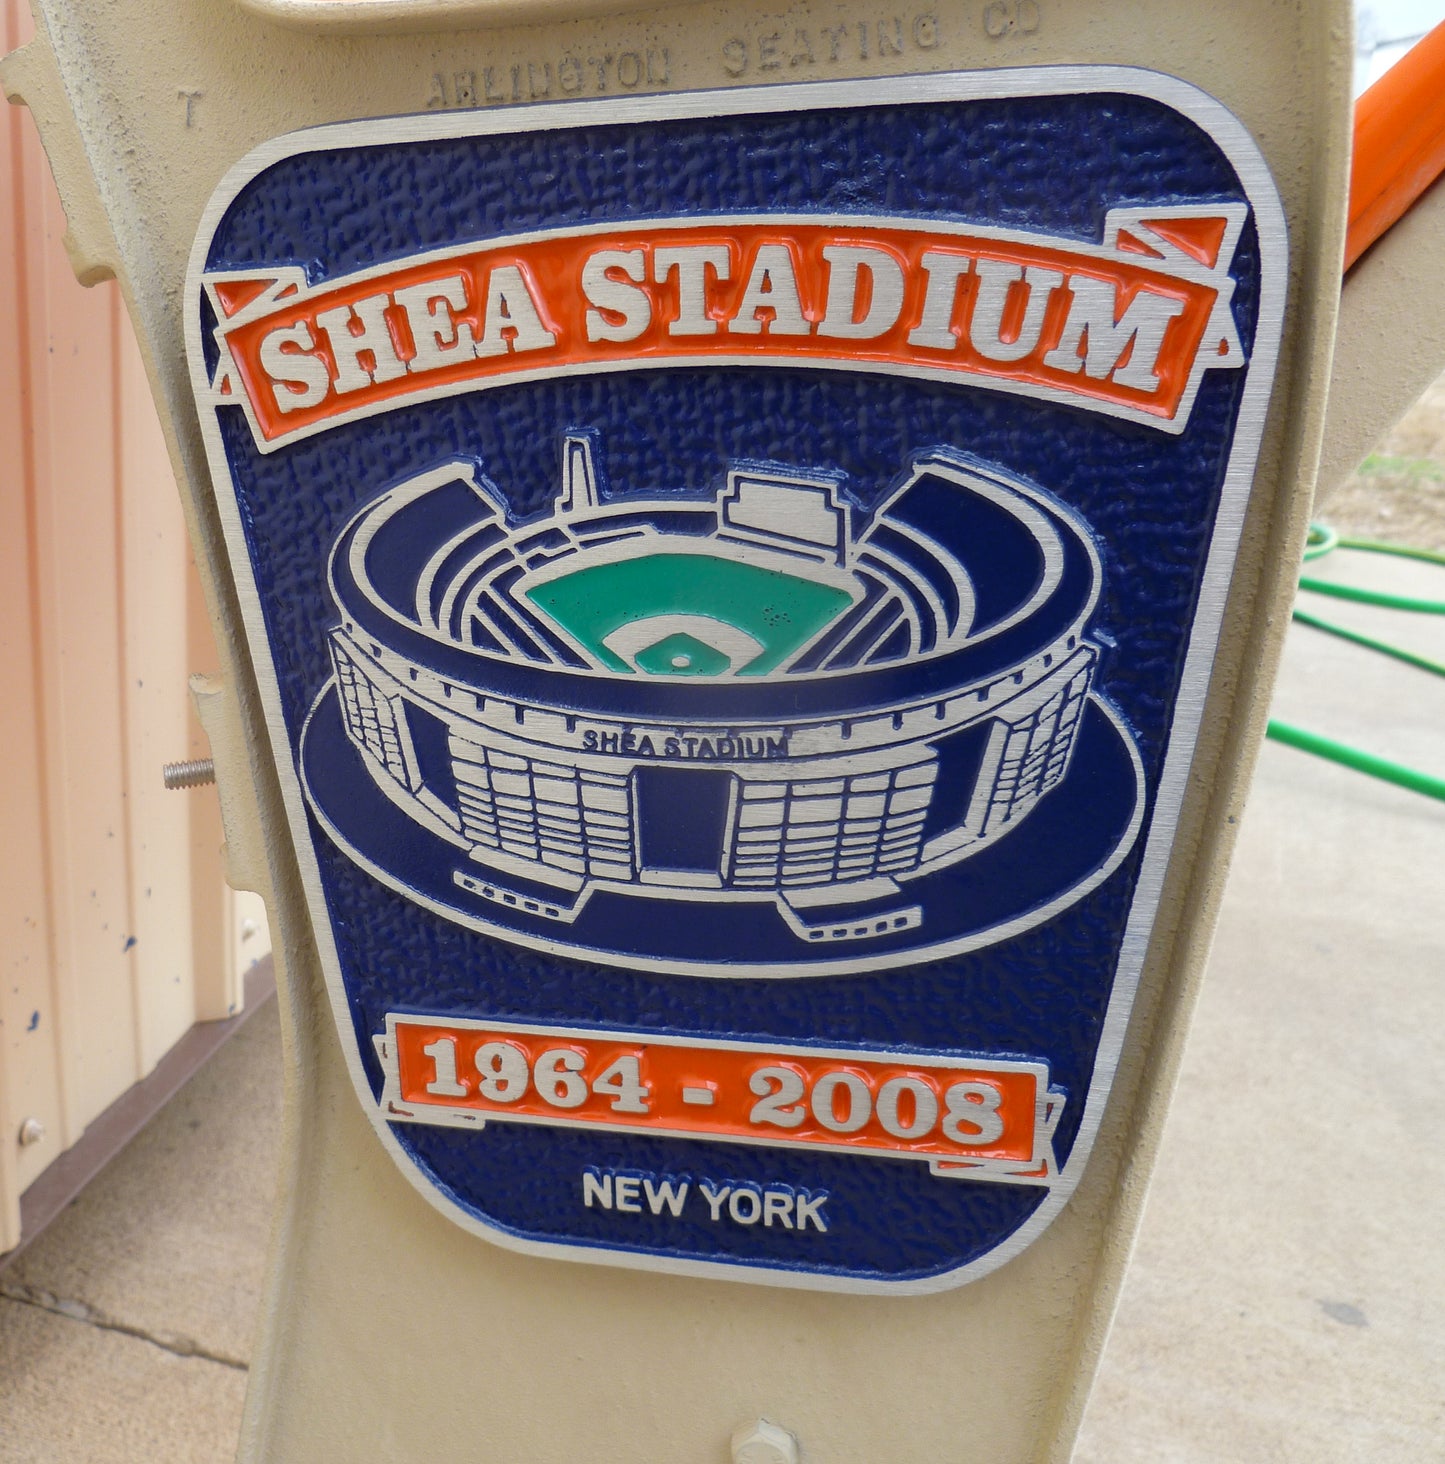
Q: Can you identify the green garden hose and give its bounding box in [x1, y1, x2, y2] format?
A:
[1267, 719, 1445, 801]
[1265, 524, 1445, 802]
[1289, 607, 1445, 678]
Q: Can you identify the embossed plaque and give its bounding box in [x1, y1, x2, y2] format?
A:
[186, 69, 1284, 1290]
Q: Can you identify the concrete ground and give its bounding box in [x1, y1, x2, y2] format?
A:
[2, 539, 1443, 1459]
[0, 1001, 275, 1462]
[1075, 542, 1445, 1463]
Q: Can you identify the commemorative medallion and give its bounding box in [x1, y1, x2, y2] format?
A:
[187, 69, 1284, 1289]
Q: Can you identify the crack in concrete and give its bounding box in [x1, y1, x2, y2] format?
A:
[0, 1281, 249, 1370]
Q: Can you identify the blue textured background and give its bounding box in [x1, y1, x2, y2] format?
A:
[200, 88, 1262, 1283]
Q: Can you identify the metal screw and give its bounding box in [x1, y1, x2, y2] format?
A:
[18, 1117, 45, 1148]
[731, 1419, 799, 1464]
[163, 758, 216, 790]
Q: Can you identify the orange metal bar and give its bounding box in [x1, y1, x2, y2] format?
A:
[1346, 17, 1445, 271]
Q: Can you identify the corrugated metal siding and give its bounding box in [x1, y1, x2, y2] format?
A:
[0, 0, 269, 1252]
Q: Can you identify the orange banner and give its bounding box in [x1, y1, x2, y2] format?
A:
[377, 1014, 1062, 1183]
[205, 212, 1244, 450]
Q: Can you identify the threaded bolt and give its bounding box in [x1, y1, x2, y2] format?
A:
[163, 758, 216, 791]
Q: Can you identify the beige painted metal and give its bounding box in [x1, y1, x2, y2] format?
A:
[0, 0, 271, 1254]
[237, 0, 690, 33]
[0, 1, 1357, 1458]
[1317, 177, 1445, 507]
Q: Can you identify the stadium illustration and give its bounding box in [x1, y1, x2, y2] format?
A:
[299, 434, 1143, 971]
